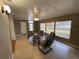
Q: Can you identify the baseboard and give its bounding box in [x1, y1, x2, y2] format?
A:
[16, 34, 27, 38]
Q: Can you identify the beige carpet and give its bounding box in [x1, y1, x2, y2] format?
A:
[13, 36, 79, 59]
[13, 36, 56, 59]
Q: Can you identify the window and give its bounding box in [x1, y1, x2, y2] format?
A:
[21, 22, 27, 34]
[28, 21, 33, 31]
[56, 21, 71, 39]
[40, 23, 45, 32]
[46, 22, 54, 33]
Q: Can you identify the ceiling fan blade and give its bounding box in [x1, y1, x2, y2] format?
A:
[7, 0, 12, 2]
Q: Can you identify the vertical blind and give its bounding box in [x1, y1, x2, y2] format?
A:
[40, 22, 54, 33]
[28, 21, 34, 31]
[56, 21, 71, 39]
[40, 23, 45, 32]
[40, 21, 71, 39]
[46, 22, 54, 33]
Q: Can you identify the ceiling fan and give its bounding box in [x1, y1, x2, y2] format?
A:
[33, 7, 41, 21]
[7, 0, 12, 2]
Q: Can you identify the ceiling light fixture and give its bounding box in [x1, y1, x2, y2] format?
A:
[34, 17, 39, 21]
[3, 5, 11, 13]
[34, 7, 38, 13]
[33, 7, 40, 21]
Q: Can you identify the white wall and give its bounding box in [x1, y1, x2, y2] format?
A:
[0, 1, 16, 59]
[0, 12, 12, 59]
[9, 14, 16, 40]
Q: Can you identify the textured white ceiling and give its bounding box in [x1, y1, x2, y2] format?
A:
[3, 0, 79, 20]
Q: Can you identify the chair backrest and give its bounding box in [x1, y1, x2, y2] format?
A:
[43, 35, 55, 48]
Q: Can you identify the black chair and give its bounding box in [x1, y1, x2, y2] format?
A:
[33, 34, 40, 45]
[38, 34, 55, 54]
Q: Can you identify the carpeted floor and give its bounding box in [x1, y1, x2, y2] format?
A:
[13, 36, 56, 59]
[13, 36, 79, 59]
